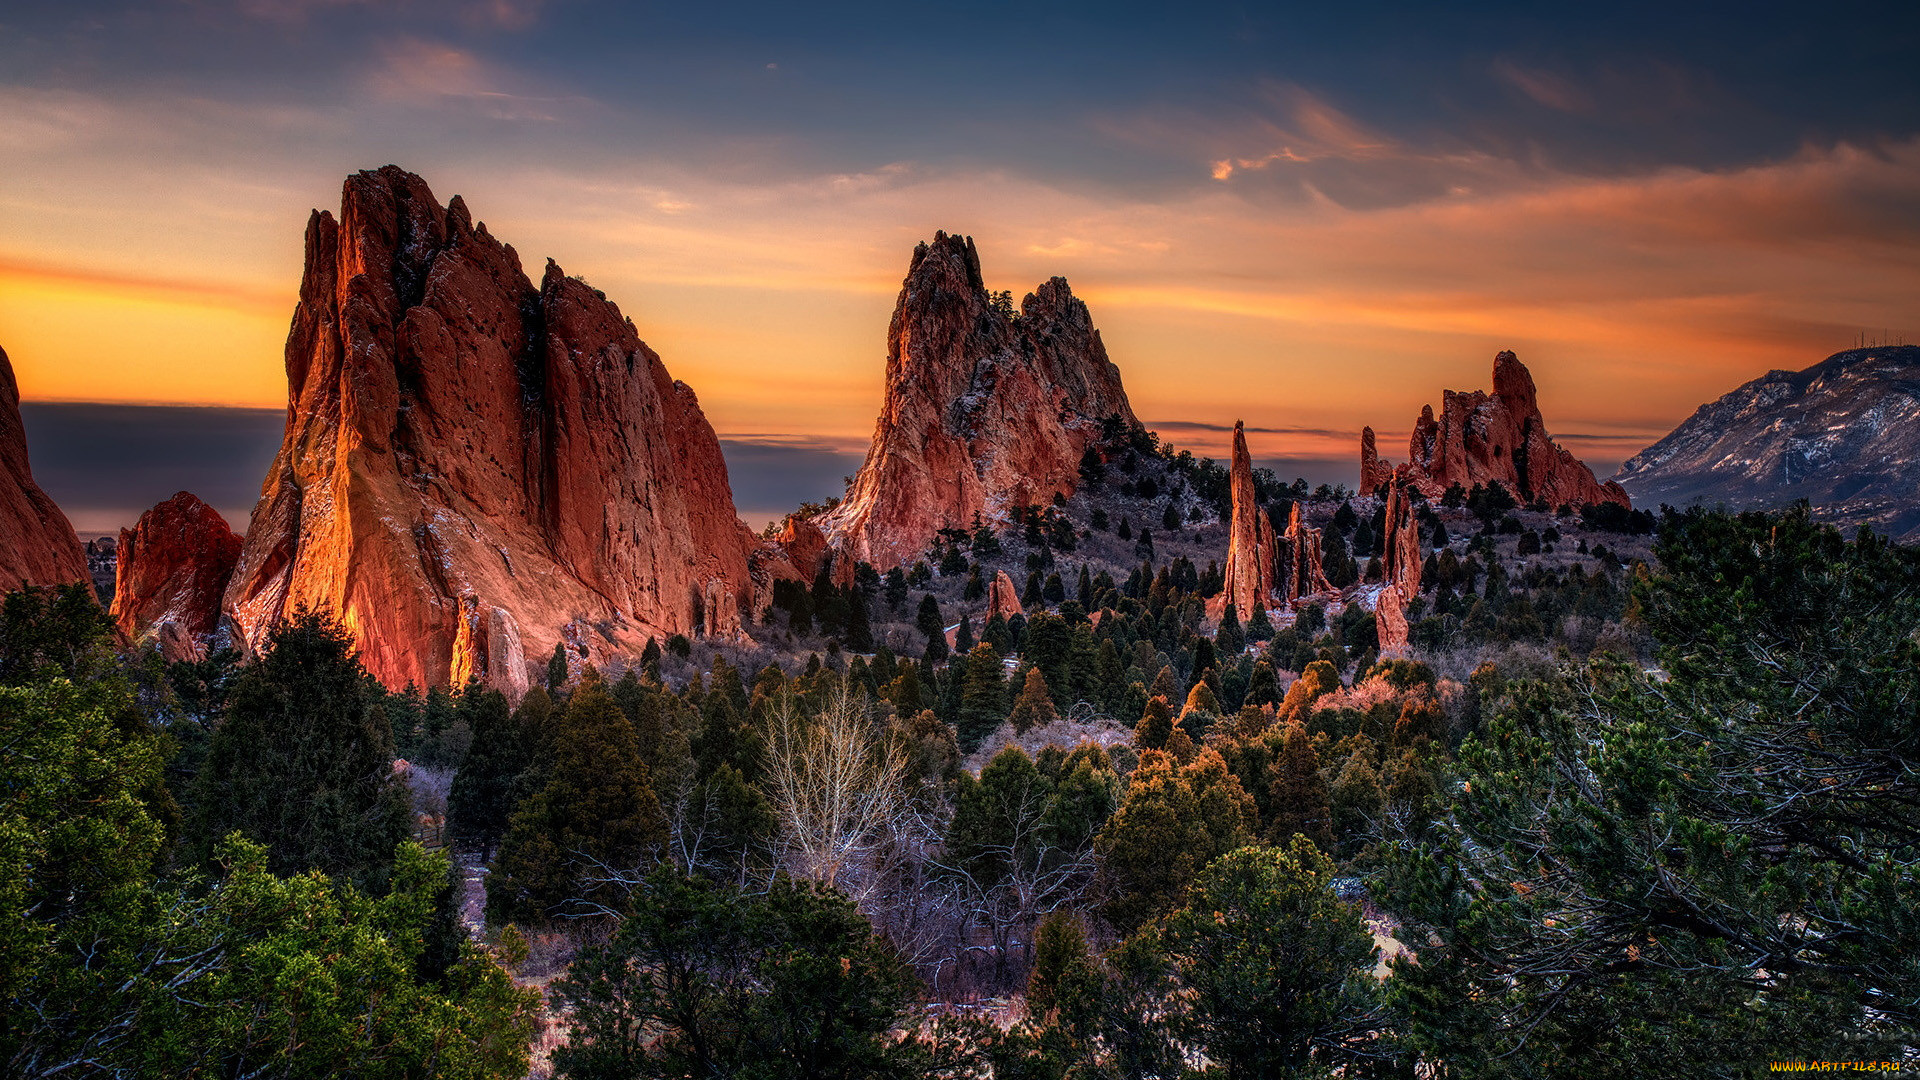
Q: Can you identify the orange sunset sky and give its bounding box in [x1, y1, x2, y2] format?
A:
[3, 2, 1915, 528]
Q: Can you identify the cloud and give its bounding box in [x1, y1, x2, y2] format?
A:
[21, 404, 284, 533]
[1492, 59, 1594, 115]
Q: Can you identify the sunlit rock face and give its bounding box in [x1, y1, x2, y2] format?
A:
[0, 345, 88, 589]
[987, 570, 1024, 622]
[819, 232, 1138, 571]
[1372, 481, 1424, 654]
[1400, 351, 1629, 509]
[1220, 421, 1275, 617]
[113, 491, 242, 661]
[224, 166, 755, 693]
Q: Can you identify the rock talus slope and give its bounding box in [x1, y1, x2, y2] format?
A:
[224, 166, 755, 693]
[819, 232, 1137, 570]
[0, 346, 88, 588]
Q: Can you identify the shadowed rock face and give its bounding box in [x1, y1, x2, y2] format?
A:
[113, 491, 241, 661]
[223, 166, 754, 693]
[0, 346, 88, 589]
[819, 232, 1138, 570]
[1615, 346, 1920, 542]
[1400, 351, 1628, 509]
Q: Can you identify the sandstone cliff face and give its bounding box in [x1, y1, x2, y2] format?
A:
[818, 233, 1138, 570]
[1399, 352, 1628, 509]
[112, 491, 242, 661]
[1220, 421, 1275, 617]
[224, 166, 754, 693]
[0, 346, 88, 589]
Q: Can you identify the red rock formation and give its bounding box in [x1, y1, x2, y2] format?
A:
[1279, 502, 1335, 604]
[1400, 351, 1628, 508]
[1372, 482, 1423, 653]
[224, 166, 755, 694]
[112, 491, 242, 661]
[819, 233, 1138, 570]
[1359, 426, 1392, 494]
[0, 346, 88, 589]
[1220, 421, 1275, 618]
[775, 515, 829, 582]
[987, 570, 1024, 622]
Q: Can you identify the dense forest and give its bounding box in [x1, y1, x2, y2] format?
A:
[5, 496, 1915, 1078]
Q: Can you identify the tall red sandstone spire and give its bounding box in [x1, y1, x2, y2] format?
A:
[0, 346, 88, 589]
[223, 166, 755, 693]
[1373, 481, 1423, 653]
[1220, 421, 1275, 617]
[819, 232, 1137, 570]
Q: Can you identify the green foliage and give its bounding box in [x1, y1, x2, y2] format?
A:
[487, 675, 667, 924]
[554, 867, 943, 1079]
[1385, 507, 1920, 1075]
[447, 683, 533, 860]
[1097, 749, 1254, 934]
[1159, 840, 1384, 1078]
[184, 610, 410, 892]
[958, 642, 1007, 751]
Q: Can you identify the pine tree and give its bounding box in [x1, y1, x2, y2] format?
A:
[958, 642, 1008, 751]
[447, 683, 522, 860]
[1007, 666, 1060, 733]
[546, 641, 570, 694]
[487, 674, 668, 924]
[1267, 720, 1333, 850]
[185, 610, 410, 892]
[1134, 694, 1176, 751]
[1216, 603, 1245, 657]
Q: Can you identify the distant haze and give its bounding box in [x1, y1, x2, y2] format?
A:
[22, 403, 1388, 537]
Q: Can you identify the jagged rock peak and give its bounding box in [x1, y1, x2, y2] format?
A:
[0, 345, 88, 589]
[820, 232, 1139, 570]
[224, 165, 754, 693]
[1397, 350, 1628, 510]
[113, 491, 242, 662]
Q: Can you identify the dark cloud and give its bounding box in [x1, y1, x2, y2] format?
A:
[21, 404, 283, 534]
[719, 439, 862, 527]
[1147, 419, 1355, 440]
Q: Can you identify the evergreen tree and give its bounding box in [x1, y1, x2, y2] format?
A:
[1133, 695, 1175, 752]
[958, 642, 1008, 752]
[555, 868, 936, 1078]
[547, 641, 570, 694]
[185, 610, 410, 892]
[487, 675, 668, 924]
[1215, 603, 1245, 656]
[1160, 840, 1382, 1077]
[1096, 749, 1253, 934]
[447, 683, 523, 860]
[1007, 666, 1060, 732]
[916, 593, 945, 641]
[1267, 720, 1333, 850]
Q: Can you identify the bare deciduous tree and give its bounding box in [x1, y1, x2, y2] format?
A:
[763, 682, 909, 901]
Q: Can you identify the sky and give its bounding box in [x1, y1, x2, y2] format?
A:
[3, 0, 1917, 532]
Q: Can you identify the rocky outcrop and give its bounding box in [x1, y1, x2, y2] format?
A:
[112, 491, 243, 661]
[86, 537, 118, 601]
[1220, 421, 1275, 617]
[1279, 503, 1335, 604]
[1397, 351, 1628, 509]
[818, 232, 1138, 570]
[987, 570, 1024, 622]
[223, 166, 755, 694]
[1615, 346, 1920, 541]
[1372, 482, 1423, 653]
[1359, 426, 1391, 494]
[0, 346, 89, 589]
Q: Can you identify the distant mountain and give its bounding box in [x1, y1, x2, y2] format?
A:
[1614, 346, 1920, 540]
